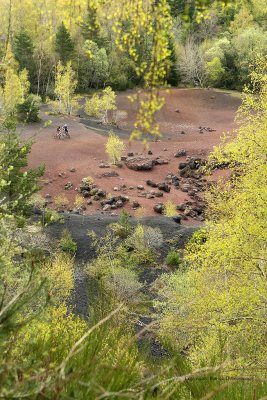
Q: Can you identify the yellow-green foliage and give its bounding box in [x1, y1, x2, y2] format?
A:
[85, 86, 117, 123]
[52, 61, 78, 115]
[74, 194, 84, 209]
[54, 193, 69, 209]
[156, 61, 267, 377]
[105, 131, 125, 164]
[13, 305, 87, 367]
[163, 200, 177, 217]
[45, 253, 74, 301]
[0, 66, 30, 116]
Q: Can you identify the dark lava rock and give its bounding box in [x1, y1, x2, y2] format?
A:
[175, 149, 187, 158]
[158, 182, 171, 193]
[100, 171, 119, 178]
[153, 203, 164, 214]
[146, 179, 158, 188]
[132, 201, 140, 209]
[172, 215, 182, 224]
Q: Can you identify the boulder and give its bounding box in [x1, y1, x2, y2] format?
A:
[125, 156, 154, 171]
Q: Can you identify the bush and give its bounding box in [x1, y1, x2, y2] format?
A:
[165, 248, 181, 267]
[109, 210, 132, 238]
[17, 94, 41, 122]
[163, 200, 177, 217]
[59, 229, 77, 254]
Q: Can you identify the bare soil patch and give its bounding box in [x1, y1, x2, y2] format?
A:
[23, 88, 241, 223]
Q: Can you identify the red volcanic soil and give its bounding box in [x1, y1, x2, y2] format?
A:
[23, 88, 241, 222]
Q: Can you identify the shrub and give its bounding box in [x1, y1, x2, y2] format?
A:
[17, 94, 41, 122]
[165, 248, 181, 267]
[43, 209, 61, 226]
[81, 176, 94, 185]
[59, 229, 77, 254]
[105, 131, 125, 164]
[109, 210, 132, 238]
[74, 194, 84, 210]
[163, 200, 177, 217]
[54, 193, 69, 210]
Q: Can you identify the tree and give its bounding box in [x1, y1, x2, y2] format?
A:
[13, 29, 35, 83]
[53, 61, 78, 115]
[177, 37, 207, 87]
[0, 66, 30, 117]
[55, 22, 74, 64]
[0, 129, 44, 219]
[105, 131, 125, 164]
[85, 86, 117, 124]
[16, 94, 41, 122]
[206, 56, 225, 86]
[156, 59, 267, 377]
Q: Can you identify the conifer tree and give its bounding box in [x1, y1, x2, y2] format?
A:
[13, 30, 35, 83]
[55, 22, 75, 65]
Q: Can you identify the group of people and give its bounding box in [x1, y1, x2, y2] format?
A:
[54, 124, 70, 139]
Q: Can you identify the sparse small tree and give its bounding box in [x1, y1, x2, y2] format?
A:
[105, 131, 125, 164]
[53, 61, 78, 115]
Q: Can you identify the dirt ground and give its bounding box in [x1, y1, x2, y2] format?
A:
[23, 88, 241, 221]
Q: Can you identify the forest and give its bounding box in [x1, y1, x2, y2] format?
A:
[0, 0, 267, 399]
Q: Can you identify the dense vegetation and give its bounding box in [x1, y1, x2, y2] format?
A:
[0, 0, 267, 398]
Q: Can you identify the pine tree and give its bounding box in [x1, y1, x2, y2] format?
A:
[55, 22, 74, 65]
[13, 30, 35, 83]
[0, 128, 44, 219]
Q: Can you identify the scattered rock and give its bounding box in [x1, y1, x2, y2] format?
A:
[175, 109, 180, 113]
[98, 163, 110, 168]
[127, 152, 134, 157]
[172, 215, 182, 224]
[103, 204, 112, 212]
[121, 156, 127, 161]
[148, 150, 153, 155]
[158, 182, 171, 193]
[129, 186, 134, 190]
[45, 194, 51, 199]
[146, 179, 158, 188]
[153, 158, 169, 165]
[113, 186, 120, 191]
[100, 171, 119, 178]
[180, 130, 186, 135]
[175, 149, 187, 158]
[137, 185, 144, 190]
[132, 201, 140, 209]
[153, 203, 164, 214]
[81, 190, 90, 198]
[146, 194, 155, 199]
[154, 191, 164, 198]
[69, 168, 76, 172]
